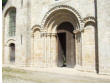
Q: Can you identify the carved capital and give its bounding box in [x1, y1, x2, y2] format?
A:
[41, 33, 57, 37]
[73, 29, 84, 34]
[51, 33, 57, 37]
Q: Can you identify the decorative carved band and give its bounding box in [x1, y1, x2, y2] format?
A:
[41, 5, 82, 29]
[83, 16, 96, 23]
[41, 33, 57, 37]
[31, 25, 41, 32]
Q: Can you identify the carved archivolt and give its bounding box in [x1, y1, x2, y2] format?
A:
[31, 25, 41, 33]
[31, 25, 42, 38]
[83, 16, 95, 23]
[83, 16, 96, 28]
[83, 16, 96, 25]
[41, 5, 83, 29]
[6, 39, 15, 46]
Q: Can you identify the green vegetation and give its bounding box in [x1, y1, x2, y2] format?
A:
[2, 0, 8, 8]
[2, 67, 110, 83]
[2, 0, 7, 3]
[2, 67, 27, 73]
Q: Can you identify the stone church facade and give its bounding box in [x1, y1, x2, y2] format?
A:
[2, 0, 110, 75]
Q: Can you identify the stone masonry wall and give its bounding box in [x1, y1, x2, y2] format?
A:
[97, 0, 110, 75]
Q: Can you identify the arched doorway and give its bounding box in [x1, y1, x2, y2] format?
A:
[57, 22, 76, 68]
[9, 43, 15, 63]
[42, 6, 82, 68]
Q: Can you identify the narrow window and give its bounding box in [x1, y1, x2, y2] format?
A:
[9, 43, 15, 63]
[9, 9, 16, 36]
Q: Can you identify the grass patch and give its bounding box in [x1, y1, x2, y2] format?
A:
[2, 67, 27, 74]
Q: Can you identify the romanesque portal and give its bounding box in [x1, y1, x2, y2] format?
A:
[32, 8, 82, 69]
[4, 0, 110, 75]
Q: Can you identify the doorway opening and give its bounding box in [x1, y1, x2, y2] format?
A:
[58, 32, 66, 67]
[57, 22, 76, 68]
[9, 43, 15, 63]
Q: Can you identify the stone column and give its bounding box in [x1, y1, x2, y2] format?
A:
[49, 33, 52, 67]
[48, 33, 51, 67]
[46, 34, 49, 67]
[41, 32, 47, 67]
[46, 33, 53, 67]
[73, 28, 84, 70]
[51, 33, 57, 67]
[44, 33, 47, 67]
[41, 32, 46, 68]
[31, 33, 34, 66]
[41, 33, 58, 67]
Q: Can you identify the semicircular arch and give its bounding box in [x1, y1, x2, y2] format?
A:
[6, 39, 15, 46]
[41, 5, 82, 32]
[4, 6, 16, 17]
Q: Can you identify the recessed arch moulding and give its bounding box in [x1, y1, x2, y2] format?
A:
[31, 5, 85, 68]
[43, 10, 80, 33]
[41, 5, 83, 33]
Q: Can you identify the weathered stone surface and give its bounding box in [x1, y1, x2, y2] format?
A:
[2, 0, 110, 75]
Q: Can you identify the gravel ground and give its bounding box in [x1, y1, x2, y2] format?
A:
[2, 67, 110, 83]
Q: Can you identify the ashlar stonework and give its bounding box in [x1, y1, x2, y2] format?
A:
[2, 0, 110, 75]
